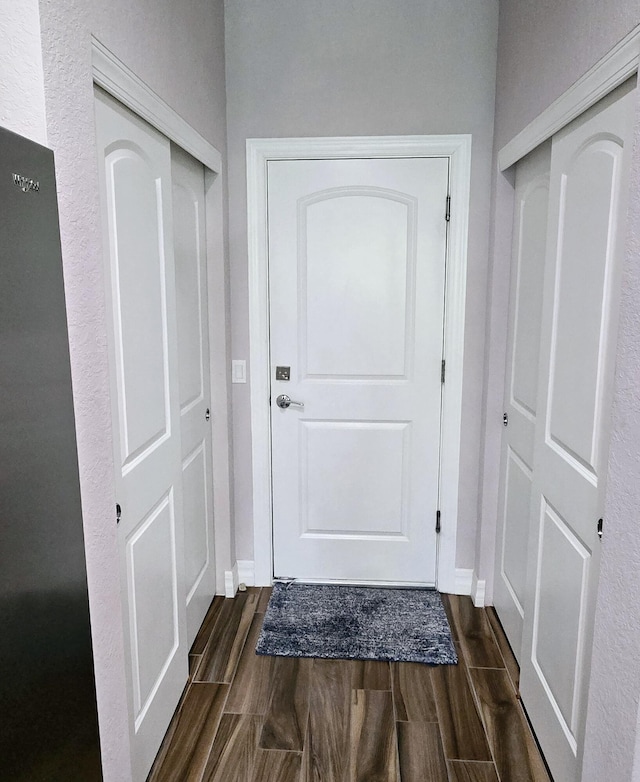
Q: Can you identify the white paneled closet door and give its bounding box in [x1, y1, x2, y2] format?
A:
[494, 142, 550, 658]
[171, 146, 216, 647]
[95, 89, 188, 781]
[519, 81, 635, 782]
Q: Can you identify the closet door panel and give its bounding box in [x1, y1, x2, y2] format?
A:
[520, 81, 635, 782]
[494, 142, 550, 657]
[95, 88, 188, 782]
[172, 145, 216, 647]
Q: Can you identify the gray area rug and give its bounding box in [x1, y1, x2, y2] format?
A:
[256, 583, 457, 665]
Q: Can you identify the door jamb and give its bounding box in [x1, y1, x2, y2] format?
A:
[247, 135, 472, 591]
[91, 37, 234, 596]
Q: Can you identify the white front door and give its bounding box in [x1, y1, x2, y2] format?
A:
[171, 146, 216, 647]
[95, 90, 188, 781]
[520, 83, 634, 781]
[493, 142, 550, 657]
[268, 157, 449, 584]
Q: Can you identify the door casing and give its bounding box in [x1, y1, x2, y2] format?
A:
[247, 135, 472, 591]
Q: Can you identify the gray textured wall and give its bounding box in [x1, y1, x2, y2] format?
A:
[494, 0, 640, 147]
[90, 0, 227, 146]
[224, 0, 500, 567]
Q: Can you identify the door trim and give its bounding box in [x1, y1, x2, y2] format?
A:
[247, 135, 472, 591]
[498, 23, 640, 170]
[92, 37, 221, 172]
[92, 38, 234, 597]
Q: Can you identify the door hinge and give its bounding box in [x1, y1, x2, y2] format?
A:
[441, 359, 446, 384]
[436, 510, 441, 534]
[597, 518, 603, 540]
[445, 195, 451, 222]
[116, 503, 121, 525]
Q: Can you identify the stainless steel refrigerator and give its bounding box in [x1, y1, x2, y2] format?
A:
[0, 127, 102, 779]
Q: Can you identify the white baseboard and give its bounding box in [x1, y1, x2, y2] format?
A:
[230, 560, 477, 599]
[224, 561, 256, 596]
[224, 563, 239, 598]
[471, 572, 486, 607]
[451, 568, 485, 606]
[453, 568, 473, 595]
[237, 560, 255, 587]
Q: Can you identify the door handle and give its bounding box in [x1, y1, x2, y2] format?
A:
[276, 394, 304, 409]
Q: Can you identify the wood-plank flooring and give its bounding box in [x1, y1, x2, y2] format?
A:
[148, 590, 551, 782]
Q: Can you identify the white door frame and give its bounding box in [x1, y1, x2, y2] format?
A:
[247, 135, 472, 591]
[92, 37, 234, 597]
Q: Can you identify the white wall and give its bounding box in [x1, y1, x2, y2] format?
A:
[224, 0, 500, 569]
[35, 1, 228, 779]
[482, 2, 640, 779]
[0, 0, 47, 144]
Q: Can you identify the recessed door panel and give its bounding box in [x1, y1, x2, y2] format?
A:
[501, 449, 532, 616]
[171, 145, 216, 646]
[548, 142, 618, 473]
[302, 191, 414, 379]
[127, 494, 179, 721]
[269, 156, 448, 584]
[107, 149, 170, 468]
[511, 182, 548, 417]
[301, 421, 409, 537]
[173, 179, 205, 411]
[182, 443, 210, 597]
[532, 501, 589, 742]
[494, 142, 551, 656]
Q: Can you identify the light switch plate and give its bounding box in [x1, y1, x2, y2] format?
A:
[232, 359, 246, 383]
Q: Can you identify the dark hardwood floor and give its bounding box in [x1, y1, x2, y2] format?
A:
[147, 589, 551, 782]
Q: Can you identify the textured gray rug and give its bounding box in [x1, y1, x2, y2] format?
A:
[256, 583, 457, 665]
